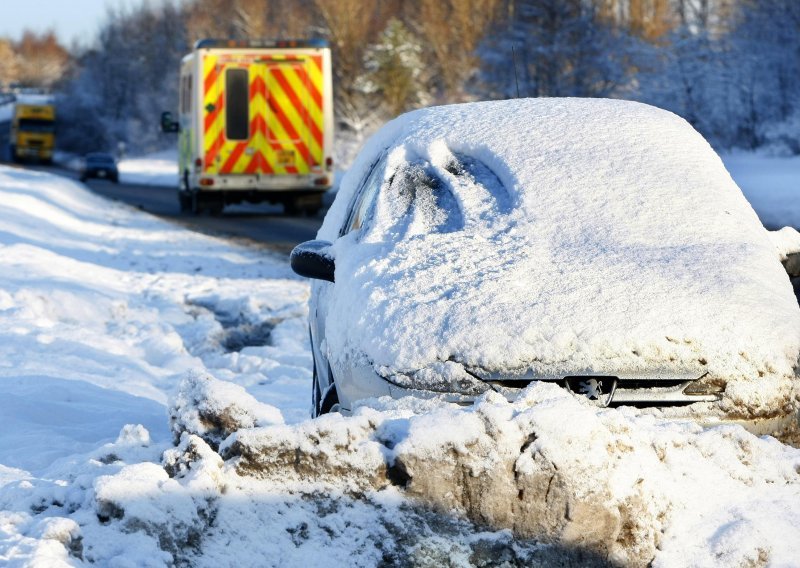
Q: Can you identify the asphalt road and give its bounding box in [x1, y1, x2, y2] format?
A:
[23, 163, 325, 256]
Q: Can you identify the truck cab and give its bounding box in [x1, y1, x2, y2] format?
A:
[11, 103, 56, 163]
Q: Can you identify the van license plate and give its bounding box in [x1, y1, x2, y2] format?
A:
[276, 149, 295, 166]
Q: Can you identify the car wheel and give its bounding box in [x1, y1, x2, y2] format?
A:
[311, 365, 322, 417]
[311, 360, 340, 417]
[319, 382, 340, 416]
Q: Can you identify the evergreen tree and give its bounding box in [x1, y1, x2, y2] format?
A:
[360, 18, 430, 117]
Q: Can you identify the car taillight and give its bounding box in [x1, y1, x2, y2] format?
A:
[199, 178, 214, 187]
[314, 176, 329, 186]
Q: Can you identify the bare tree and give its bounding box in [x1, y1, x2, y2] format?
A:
[417, 0, 501, 100]
[13, 31, 70, 89]
[0, 39, 19, 88]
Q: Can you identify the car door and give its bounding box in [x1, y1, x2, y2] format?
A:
[309, 152, 388, 406]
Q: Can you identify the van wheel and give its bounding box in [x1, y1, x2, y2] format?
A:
[207, 197, 224, 216]
[178, 191, 192, 213]
[284, 200, 301, 216]
[190, 191, 201, 215]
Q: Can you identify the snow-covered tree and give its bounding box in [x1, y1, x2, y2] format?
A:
[359, 19, 430, 117]
[480, 0, 642, 99]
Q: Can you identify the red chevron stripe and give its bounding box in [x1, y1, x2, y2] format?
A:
[251, 113, 267, 137]
[245, 150, 273, 174]
[270, 68, 322, 154]
[204, 63, 221, 95]
[220, 141, 248, 174]
[293, 65, 322, 111]
[204, 130, 225, 170]
[204, 92, 224, 132]
[249, 75, 267, 101]
[291, 66, 324, 150]
[267, 94, 313, 169]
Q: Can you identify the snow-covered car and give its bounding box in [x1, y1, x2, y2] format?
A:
[291, 98, 800, 432]
[80, 152, 119, 183]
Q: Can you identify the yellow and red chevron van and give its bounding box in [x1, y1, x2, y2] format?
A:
[165, 39, 334, 215]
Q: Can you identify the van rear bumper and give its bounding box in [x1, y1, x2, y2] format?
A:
[190, 172, 333, 192]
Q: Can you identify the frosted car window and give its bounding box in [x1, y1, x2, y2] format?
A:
[343, 154, 387, 235]
[385, 161, 461, 233]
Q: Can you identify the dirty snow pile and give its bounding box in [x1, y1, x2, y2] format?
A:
[0, 148, 799, 566]
[319, 98, 800, 418]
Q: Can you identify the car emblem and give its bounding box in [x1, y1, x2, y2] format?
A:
[565, 376, 618, 407]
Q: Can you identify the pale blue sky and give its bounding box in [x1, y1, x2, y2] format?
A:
[0, 0, 168, 46]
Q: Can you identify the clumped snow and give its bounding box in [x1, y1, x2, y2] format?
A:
[319, 98, 800, 419]
[1, 145, 800, 566]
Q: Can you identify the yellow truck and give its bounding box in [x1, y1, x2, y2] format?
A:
[162, 39, 334, 215]
[10, 103, 56, 163]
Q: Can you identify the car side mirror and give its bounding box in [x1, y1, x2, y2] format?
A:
[784, 252, 800, 278]
[290, 240, 335, 282]
[160, 111, 179, 133]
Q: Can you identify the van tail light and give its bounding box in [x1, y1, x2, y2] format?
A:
[199, 177, 214, 187]
[325, 157, 333, 171]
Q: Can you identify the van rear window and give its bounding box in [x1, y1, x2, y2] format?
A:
[225, 68, 249, 140]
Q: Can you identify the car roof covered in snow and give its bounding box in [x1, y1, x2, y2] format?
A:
[319, 98, 800, 410]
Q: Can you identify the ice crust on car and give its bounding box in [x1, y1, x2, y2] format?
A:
[318, 98, 800, 414]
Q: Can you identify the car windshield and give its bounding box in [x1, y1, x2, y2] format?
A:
[18, 119, 54, 133]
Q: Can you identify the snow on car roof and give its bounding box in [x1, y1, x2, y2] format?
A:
[319, 98, 800, 414]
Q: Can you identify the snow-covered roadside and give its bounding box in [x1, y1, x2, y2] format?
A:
[0, 166, 313, 563]
[117, 149, 179, 187]
[721, 152, 800, 229]
[0, 165, 798, 567]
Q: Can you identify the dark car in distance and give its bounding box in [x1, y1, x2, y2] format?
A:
[80, 153, 119, 183]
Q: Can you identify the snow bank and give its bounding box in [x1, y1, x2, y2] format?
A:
[118, 149, 179, 187]
[93, 378, 795, 567]
[319, 98, 800, 418]
[169, 373, 284, 449]
[0, 166, 312, 564]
